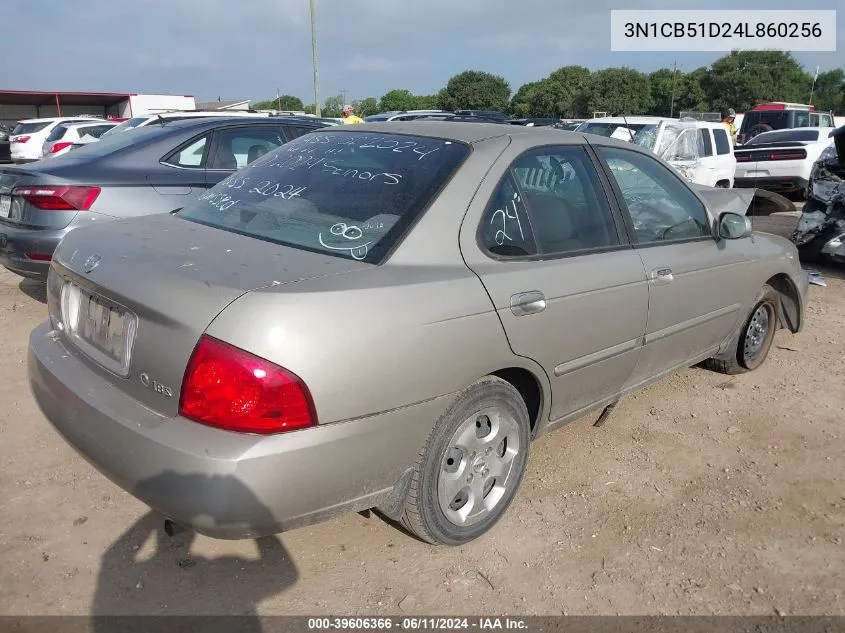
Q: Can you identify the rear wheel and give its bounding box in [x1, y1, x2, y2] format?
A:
[705, 284, 779, 375]
[401, 376, 531, 545]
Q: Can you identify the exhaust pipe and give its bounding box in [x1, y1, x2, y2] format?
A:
[163, 519, 189, 537]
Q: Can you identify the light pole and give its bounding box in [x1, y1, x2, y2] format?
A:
[310, 0, 321, 117]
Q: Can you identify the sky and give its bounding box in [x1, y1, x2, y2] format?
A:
[6, 0, 843, 105]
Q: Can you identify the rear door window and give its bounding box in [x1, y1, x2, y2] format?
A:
[207, 126, 285, 170]
[713, 129, 731, 155]
[282, 125, 319, 142]
[12, 121, 51, 135]
[177, 131, 469, 263]
[698, 129, 713, 156]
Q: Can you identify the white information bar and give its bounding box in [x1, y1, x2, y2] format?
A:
[610, 10, 837, 51]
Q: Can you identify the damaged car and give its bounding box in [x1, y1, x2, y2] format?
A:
[791, 126, 845, 264]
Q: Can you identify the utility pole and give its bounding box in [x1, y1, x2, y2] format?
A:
[340, 88, 348, 105]
[310, 0, 321, 117]
[669, 60, 678, 118]
[276, 87, 281, 111]
[808, 65, 819, 106]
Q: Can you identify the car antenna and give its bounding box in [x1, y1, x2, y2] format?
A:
[621, 113, 635, 142]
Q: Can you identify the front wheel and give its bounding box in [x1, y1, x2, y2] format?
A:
[704, 284, 779, 375]
[401, 376, 531, 545]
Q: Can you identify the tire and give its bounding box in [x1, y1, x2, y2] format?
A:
[704, 284, 779, 375]
[746, 124, 773, 141]
[400, 376, 531, 546]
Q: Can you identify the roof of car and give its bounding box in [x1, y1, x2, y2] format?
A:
[59, 120, 118, 129]
[143, 116, 327, 132]
[581, 116, 667, 124]
[329, 121, 644, 150]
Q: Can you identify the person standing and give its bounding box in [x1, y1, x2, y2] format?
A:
[341, 104, 364, 124]
[722, 109, 737, 140]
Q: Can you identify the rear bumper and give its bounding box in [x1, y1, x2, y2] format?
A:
[28, 322, 445, 539]
[0, 224, 68, 281]
[735, 176, 808, 192]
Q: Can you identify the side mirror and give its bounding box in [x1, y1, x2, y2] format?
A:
[718, 212, 752, 239]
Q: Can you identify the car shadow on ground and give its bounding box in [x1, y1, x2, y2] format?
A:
[18, 279, 47, 304]
[91, 472, 298, 632]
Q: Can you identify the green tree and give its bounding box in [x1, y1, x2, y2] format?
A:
[586, 67, 654, 115]
[509, 81, 543, 117]
[253, 94, 305, 111]
[322, 95, 344, 118]
[703, 50, 812, 113]
[649, 68, 678, 117]
[354, 97, 380, 117]
[676, 67, 710, 113]
[548, 65, 591, 92]
[812, 69, 844, 114]
[413, 94, 438, 110]
[379, 89, 419, 112]
[436, 70, 511, 111]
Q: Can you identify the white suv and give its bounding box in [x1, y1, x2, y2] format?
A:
[9, 117, 104, 163]
[41, 121, 119, 158]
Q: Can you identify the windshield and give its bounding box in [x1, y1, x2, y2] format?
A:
[13, 121, 51, 135]
[744, 129, 822, 145]
[177, 131, 470, 264]
[631, 124, 662, 150]
[101, 117, 148, 137]
[50, 125, 170, 161]
[575, 122, 651, 139]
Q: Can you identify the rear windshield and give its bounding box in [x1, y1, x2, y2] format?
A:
[744, 129, 821, 145]
[177, 131, 470, 264]
[52, 125, 170, 160]
[101, 117, 148, 136]
[740, 111, 792, 133]
[46, 125, 71, 142]
[13, 121, 51, 135]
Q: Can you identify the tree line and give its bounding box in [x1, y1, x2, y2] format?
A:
[253, 51, 845, 119]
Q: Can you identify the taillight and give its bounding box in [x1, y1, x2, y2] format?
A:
[25, 253, 52, 261]
[49, 142, 74, 154]
[769, 150, 806, 161]
[179, 335, 317, 434]
[12, 185, 101, 210]
[11, 136, 30, 144]
[736, 154, 751, 162]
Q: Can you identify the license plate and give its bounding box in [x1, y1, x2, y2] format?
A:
[744, 171, 769, 178]
[62, 282, 137, 375]
[0, 195, 10, 218]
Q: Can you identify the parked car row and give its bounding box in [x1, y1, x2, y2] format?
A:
[0, 115, 333, 279]
[24, 120, 808, 546]
[9, 116, 110, 163]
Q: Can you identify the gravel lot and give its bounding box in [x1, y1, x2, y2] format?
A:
[1, 212, 843, 617]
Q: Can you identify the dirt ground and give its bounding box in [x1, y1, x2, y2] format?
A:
[1, 214, 843, 617]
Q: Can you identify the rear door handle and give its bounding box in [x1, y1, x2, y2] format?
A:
[649, 268, 674, 285]
[510, 291, 546, 316]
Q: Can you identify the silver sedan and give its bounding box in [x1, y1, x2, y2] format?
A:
[28, 122, 808, 545]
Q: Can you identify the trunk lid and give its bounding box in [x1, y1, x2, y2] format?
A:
[0, 166, 80, 230]
[47, 213, 371, 416]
